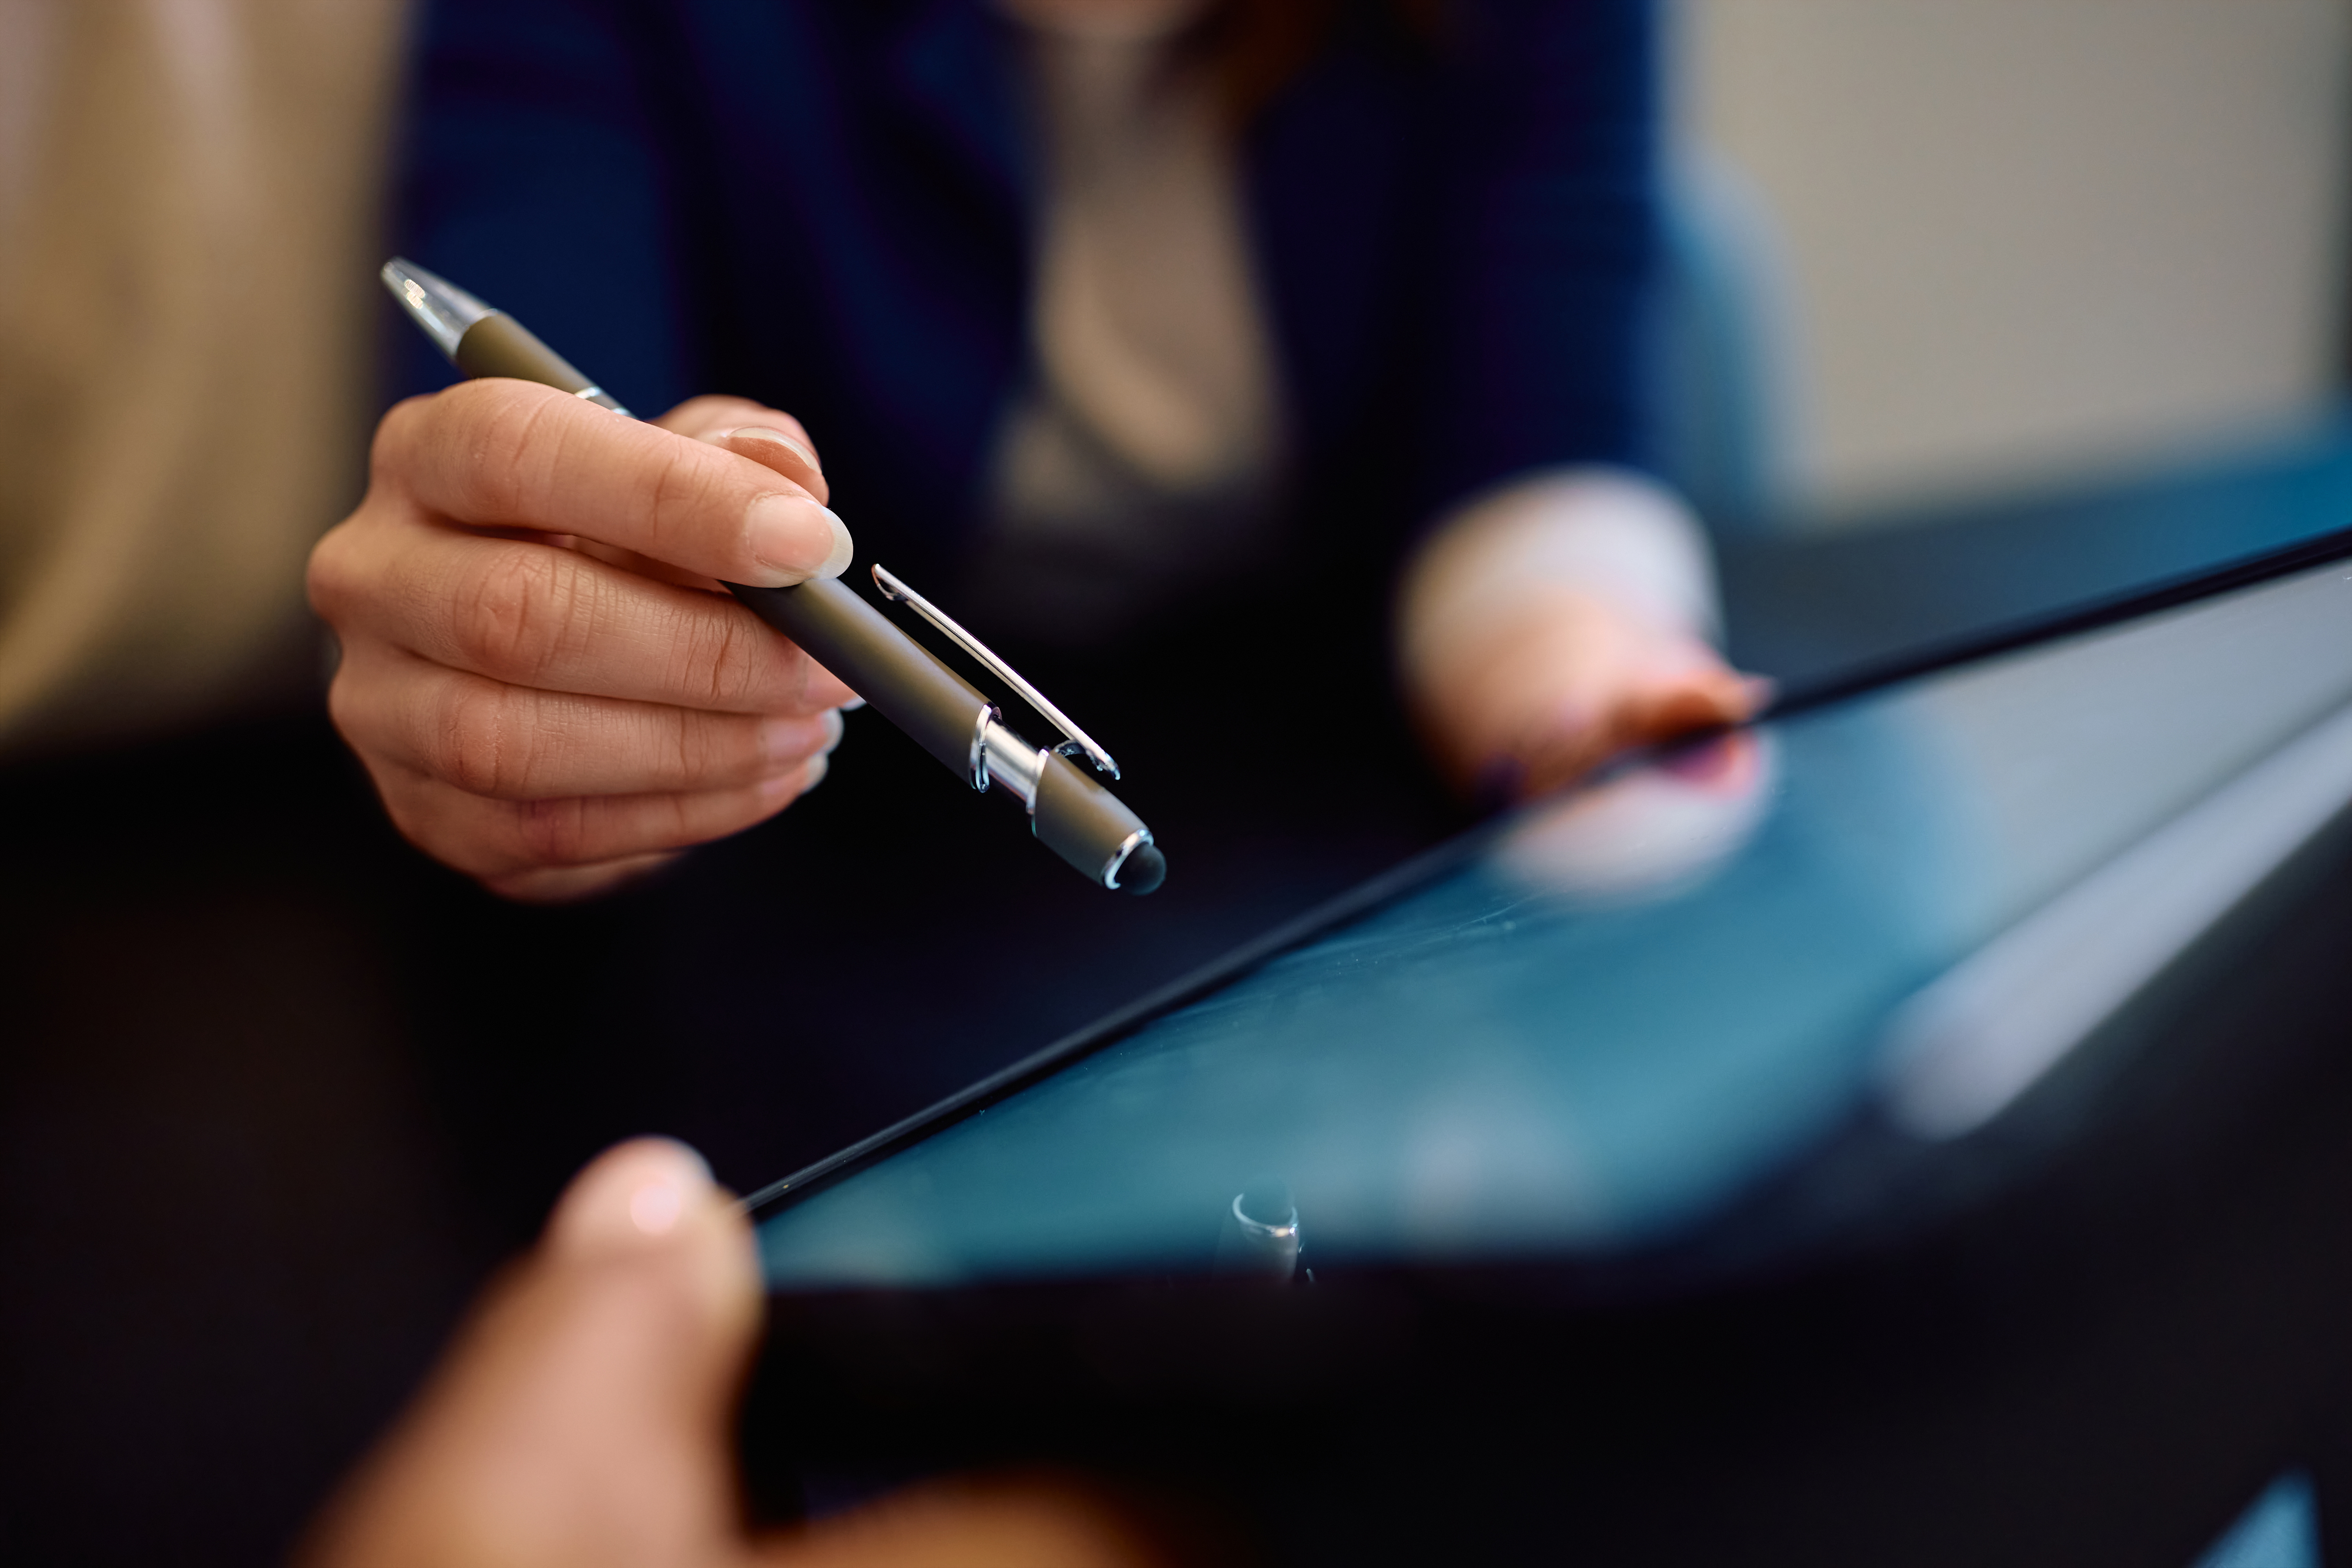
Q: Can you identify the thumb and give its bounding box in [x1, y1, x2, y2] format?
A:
[302, 1139, 763, 1568]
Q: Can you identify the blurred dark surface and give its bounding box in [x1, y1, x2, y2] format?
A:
[6, 427, 2352, 1564]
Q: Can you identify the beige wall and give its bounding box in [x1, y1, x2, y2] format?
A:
[0, 0, 405, 754]
[1680, 0, 2352, 520]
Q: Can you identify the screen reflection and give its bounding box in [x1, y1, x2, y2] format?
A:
[760, 563, 2352, 1288]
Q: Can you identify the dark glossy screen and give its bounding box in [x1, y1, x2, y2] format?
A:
[759, 561, 2352, 1288]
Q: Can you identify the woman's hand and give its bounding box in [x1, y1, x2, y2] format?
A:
[309, 385, 860, 902]
[1399, 471, 1767, 802]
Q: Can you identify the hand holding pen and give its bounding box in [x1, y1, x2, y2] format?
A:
[311, 261, 1160, 900]
[309, 379, 857, 900]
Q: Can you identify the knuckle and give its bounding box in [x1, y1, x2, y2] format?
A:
[451, 543, 573, 681]
[305, 523, 359, 619]
[510, 796, 595, 866]
[676, 603, 771, 710]
[360, 761, 472, 872]
[667, 710, 746, 791]
[445, 382, 562, 524]
[368, 395, 432, 484]
[431, 677, 529, 798]
[641, 439, 734, 561]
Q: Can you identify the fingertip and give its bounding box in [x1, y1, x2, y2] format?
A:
[743, 497, 854, 587]
[547, 1138, 717, 1259]
[813, 508, 854, 578]
[715, 425, 822, 475]
[703, 426, 831, 506]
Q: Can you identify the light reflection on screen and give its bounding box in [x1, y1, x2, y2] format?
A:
[760, 564, 2352, 1289]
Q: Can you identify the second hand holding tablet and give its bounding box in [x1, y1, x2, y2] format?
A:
[382, 258, 1163, 895]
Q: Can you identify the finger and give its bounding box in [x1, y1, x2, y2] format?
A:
[761, 1478, 1174, 1568]
[364, 753, 828, 881]
[655, 395, 820, 461]
[336, 647, 843, 800]
[1619, 663, 1759, 746]
[1517, 665, 1757, 799]
[486, 852, 684, 905]
[378, 380, 852, 586]
[653, 396, 829, 506]
[298, 1140, 760, 1568]
[702, 427, 828, 507]
[312, 516, 860, 713]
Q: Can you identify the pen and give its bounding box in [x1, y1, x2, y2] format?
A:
[381, 258, 1165, 895]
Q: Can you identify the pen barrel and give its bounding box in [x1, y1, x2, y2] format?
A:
[456, 314, 630, 415]
[1033, 752, 1159, 892]
[726, 577, 991, 782]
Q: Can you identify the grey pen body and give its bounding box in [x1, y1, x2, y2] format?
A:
[454, 313, 630, 415]
[724, 578, 986, 778]
[728, 579, 1162, 893]
[391, 260, 1161, 893]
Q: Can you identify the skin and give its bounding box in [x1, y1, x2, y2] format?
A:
[298, 1140, 1171, 1568]
[1407, 583, 1760, 803]
[309, 386, 861, 902]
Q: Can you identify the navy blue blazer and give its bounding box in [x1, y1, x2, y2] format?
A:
[396, 0, 1661, 595]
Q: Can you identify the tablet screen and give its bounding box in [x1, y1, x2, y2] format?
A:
[757, 555, 2352, 1289]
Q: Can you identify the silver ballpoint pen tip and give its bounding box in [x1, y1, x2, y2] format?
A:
[380, 256, 497, 361]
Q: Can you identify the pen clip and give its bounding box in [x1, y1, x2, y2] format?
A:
[872, 564, 1121, 779]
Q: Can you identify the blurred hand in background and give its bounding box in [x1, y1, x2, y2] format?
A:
[1399, 471, 1767, 803]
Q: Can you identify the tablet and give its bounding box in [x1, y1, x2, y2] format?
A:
[749, 530, 2352, 1292]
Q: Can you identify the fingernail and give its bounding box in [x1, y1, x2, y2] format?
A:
[723, 426, 821, 473]
[800, 751, 830, 793]
[549, 1139, 713, 1258]
[820, 708, 846, 753]
[744, 496, 853, 585]
[840, 696, 867, 712]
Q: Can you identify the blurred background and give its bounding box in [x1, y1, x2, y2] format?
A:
[1674, 0, 2352, 524]
[4, 1, 2352, 1563]
[5, 0, 2348, 757]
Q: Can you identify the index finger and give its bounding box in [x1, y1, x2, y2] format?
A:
[655, 396, 828, 505]
[379, 380, 853, 588]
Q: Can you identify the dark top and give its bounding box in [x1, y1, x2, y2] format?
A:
[394, 0, 1663, 605]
